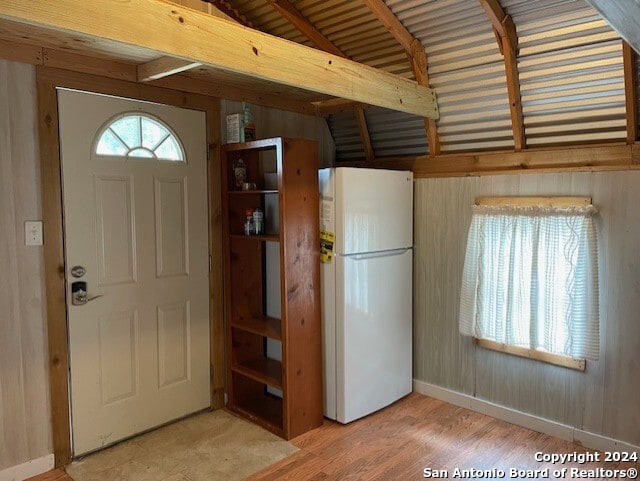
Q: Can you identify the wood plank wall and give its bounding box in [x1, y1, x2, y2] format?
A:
[414, 172, 640, 447]
[0, 60, 52, 470]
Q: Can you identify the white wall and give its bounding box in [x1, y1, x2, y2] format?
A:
[414, 172, 640, 446]
[0, 61, 53, 471]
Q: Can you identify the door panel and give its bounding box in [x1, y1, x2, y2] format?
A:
[95, 174, 137, 285]
[154, 177, 189, 277]
[58, 89, 210, 455]
[157, 300, 190, 388]
[98, 309, 139, 405]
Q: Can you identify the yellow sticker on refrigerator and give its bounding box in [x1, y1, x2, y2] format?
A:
[320, 231, 335, 263]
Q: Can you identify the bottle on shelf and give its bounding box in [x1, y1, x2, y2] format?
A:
[243, 102, 256, 142]
[234, 158, 247, 190]
[244, 208, 255, 236]
[253, 208, 264, 235]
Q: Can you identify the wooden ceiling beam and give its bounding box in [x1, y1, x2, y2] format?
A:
[137, 0, 248, 84]
[480, 0, 518, 48]
[0, 42, 318, 115]
[137, 57, 202, 82]
[622, 41, 638, 144]
[583, 0, 640, 55]
[313, 98, 371, 116]
[355, 108, 375, 162]
[409, 39, 440, 156]
[0, 0, 438, 118]
[361, 0, 414, 53]
[264, 0, 344, 58]
[265, 0, 374, 159]
[361, 0, 440, 156]
[0, 38, 43, 64]
[338, 144, 639, 178]
[478, 0, 525, 152]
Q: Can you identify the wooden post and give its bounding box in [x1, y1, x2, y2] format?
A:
[362, 0, 441, 156]
[622, 41, 638, 144]
[478, 0, 526, 151]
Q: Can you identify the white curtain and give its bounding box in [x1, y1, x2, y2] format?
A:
[459, 204, 599, 360]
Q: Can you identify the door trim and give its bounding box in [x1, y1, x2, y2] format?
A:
[36, 66, 224, 467]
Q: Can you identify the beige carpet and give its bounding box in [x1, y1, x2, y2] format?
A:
[66, 410, 299, 481]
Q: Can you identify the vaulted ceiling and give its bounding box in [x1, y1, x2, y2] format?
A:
[206, 0, 638, 160]
[0, 0, 638, 170]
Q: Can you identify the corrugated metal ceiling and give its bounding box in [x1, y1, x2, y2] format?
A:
[504, 0, 626, 147]
[328, 111, 365, 161]
[218, 0, 631, 159]
[382, 0, 626, 156]
[387, 0, 513, 153]
[234, 0, 412, 77]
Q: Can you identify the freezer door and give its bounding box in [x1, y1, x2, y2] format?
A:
[335, 167, 413, 255]
[336, 248, 412, 423]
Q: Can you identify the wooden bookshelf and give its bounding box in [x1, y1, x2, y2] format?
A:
[232, 315, 282, 340]
[221, 137, 322, 440]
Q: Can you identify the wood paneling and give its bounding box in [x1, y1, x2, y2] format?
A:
[413, 178, 476, 395]
[413, 171, 640, 446]
[0, 60, 52, 470]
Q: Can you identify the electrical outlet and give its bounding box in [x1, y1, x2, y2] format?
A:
[25, 221, 43, 246]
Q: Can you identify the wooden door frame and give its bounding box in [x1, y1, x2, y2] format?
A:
[36, 66, 225, 467]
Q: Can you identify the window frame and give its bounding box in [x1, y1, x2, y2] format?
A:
[93, 111, 186, 162]
[466, 196, 594, 372]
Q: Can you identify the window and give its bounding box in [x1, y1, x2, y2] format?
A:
[95, 113, 184, 161]
[459, 197, 599, 368]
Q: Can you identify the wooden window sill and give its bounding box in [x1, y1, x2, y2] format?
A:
[473, 338, 586, 371]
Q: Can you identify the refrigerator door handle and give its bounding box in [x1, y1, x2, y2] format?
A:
[343, 248, 411, 261]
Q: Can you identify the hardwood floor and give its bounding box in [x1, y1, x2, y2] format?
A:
[25, 469, 71, 481]
[27, 393, 639, 481]
[246, 393, 639, 480]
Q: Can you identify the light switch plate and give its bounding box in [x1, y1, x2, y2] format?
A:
[25, 221, 43, 246]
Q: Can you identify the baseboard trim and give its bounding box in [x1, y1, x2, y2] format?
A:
[413, 380, 639, 453]
[0, 454, 55, 481]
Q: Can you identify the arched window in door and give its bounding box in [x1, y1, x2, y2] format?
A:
[95, 113, 185, 161]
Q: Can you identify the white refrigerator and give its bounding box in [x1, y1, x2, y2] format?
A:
[319, 167, 413, 423]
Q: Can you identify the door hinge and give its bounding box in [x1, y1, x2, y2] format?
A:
[209, 255, 212, 272]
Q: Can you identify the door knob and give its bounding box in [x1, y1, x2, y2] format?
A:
[70, 265, 86, 278]
[71, 281, 103, 306]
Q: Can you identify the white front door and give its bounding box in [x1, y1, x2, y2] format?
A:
[58, 89, 211, 456]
